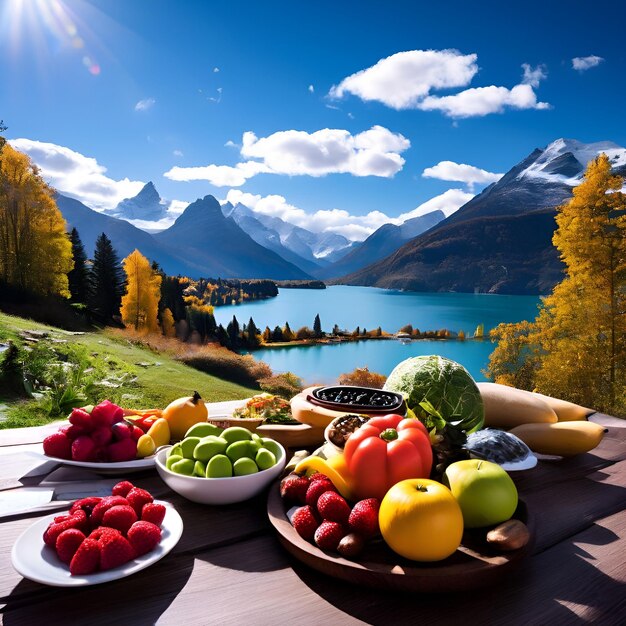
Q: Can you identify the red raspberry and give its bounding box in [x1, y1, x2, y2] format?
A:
[102, 505, 138, 535]
[280, 473, 309, 505]
[90, 400, 123, 428]
[91, 427, 113, 447]
[43, 432, 72, 460]
[69, 408, 93, 431]
[107, 438, 137, 462]
[348, 498, 381, 539]
[141, 503, 166, 527]
[55, 528, 86, 564]
[43, 510, 88, 547]
[112, 481, 135, 498]
[126, 487, 153, 516]
[69, 496, 103, 517]
[127, 521, 161, 556]
[289, 505, 319, 541]
[71, 435, 96, 462]
[316, 491, 351, 525]
[99, 533, 135, 571]
[90, 496, 130, 527]
[314, 521, 345, 551]
[305, 479, 336, 508]
[70, 537, 100, 575]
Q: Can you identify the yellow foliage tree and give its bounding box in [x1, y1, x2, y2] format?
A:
[487, 155, 626, 414]
[0, 143, 73, 296]
[120, 249, 162, 332]
[161, 307, 176, 337]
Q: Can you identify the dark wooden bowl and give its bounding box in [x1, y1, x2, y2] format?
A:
[267, 484, 534, 593]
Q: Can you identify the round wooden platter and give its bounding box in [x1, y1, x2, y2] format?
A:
[267, 484, 535, 593]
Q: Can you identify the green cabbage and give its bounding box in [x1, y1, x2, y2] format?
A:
[384, 355, 484, 433]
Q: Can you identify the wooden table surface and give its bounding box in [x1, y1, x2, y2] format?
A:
[0, 410, 624, 626]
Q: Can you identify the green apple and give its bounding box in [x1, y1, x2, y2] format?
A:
[185, 423, 223, 439]
[193, 436, 228, 462]
[169, 442, 183, 457]
[442, 459, 518, 528]
[171, 458, 196, 476]
[255, 448, 276, 471]
[193, 460, 207, 477]
[166, 453, 183, 470]
[233, 457, 258, 476]
[221, 427, 253, 444]
[261, 438, 282, 461]
[225, 440, 256, 462]
[180, 436, 201, 459]
[206, 454, 233, 478]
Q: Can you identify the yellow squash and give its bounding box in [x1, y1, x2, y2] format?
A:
[509, 421, 607, 457]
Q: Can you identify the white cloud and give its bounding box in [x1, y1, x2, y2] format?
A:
[330, 49, 478, 109]
[168, 199, 189, 214]
[422, 160, 503, 190]
[224, 187, 473, 242]
[165, 125, 410, 186]
[9, 138, 145, 211]
[521, 63, 547, 87]
[224, 140, 239, 148]
[572, 55, 604, 71]
[213, 67, 220, 73]
[173, 149, 184, 157]
[419, 83, 550, 118]
[208, 87, 222, 103]
[135, 98, 155, 111]
[308, 84, 314, 93]
[330, 52, 550, 118]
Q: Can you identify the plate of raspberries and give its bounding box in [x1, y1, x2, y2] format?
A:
[11, 481, 183, 586]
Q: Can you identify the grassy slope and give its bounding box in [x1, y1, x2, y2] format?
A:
[0, 312, 256, 429]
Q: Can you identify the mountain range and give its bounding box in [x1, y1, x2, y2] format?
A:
[53, 138, 625, 293]
[337, 139, 626, 294]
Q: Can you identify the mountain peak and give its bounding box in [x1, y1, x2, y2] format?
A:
[114, 181, 168, 221]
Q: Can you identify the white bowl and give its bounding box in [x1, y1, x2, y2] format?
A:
[155, 443, 287, 505]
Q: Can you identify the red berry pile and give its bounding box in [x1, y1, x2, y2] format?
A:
[42, 481, 166, 575]
[280, 472, 380, 559]
[43, 400, 142, 463]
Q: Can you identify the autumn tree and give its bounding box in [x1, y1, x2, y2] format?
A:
[89, 233, 124, 323]
[67, 228, 90, 304]
[0, 143, 73, 296]
[487, 155, 626, 414]
[161, 307, 176, 337]
[120, 249, 162, 332]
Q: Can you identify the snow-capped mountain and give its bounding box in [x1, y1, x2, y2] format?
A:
[339, 138, 626, 295]
[113, 182, 169, 221]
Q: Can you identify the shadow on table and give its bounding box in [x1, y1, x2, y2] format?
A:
[2, 554, 195, 625]
[289, 520, 626, 626]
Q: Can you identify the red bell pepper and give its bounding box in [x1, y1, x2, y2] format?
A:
[343, 414, 433, 500]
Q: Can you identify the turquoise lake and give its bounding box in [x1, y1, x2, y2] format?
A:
[213, 286, 541, 384]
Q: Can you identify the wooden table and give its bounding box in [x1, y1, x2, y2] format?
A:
[0, 411, 624, 626]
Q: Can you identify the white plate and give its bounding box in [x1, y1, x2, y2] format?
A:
[40, 454, 156, 474]
[11, 500, 183, 586]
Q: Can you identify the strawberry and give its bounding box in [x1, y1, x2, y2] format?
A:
[69, 496, 103, 517]
[91, 400, 123, 428]
[309, 472, 331, 483]
[305, 479, 336, 508]
[348, 498, 380, 539]
[90, 496, 130, 527]
[316, 491, 351, 525]
[43, 432, 72, 460]
[112, 480, 135, 497]
[127, 521, 161, 556]
[70, 537, 100, 575]
[89, 526, 124, 542]
[280, 473, 309, 505]
[99, 533, 135, 570]
[126, 487, 153, 516]
[69, 408, 93, 431]
[102, 505, 138, 535]
[55, 528, 86, 564]
[91, 426, 113, 447]
[314, 521, 345, 552]
[107, 438, 137, 462]
[61, 423, 85, 440]
[289, 505, 319, 540]
[43, 510, 88, 546]
[141, 503, 166, 527]
[71, 435, 96, 462]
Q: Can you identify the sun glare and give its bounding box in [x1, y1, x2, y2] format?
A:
[1, 0, 101, 75]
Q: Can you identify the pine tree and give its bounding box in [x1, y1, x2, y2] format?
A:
[67, 228, 90, 304]
[120, 249, 162, 332]
[272, 325, 284, 342]
[262, 326, 272, 343]
[283, 322, 294, 341]
[0, 143, 73, 296]
[487, 155, 626, 414]
[89, 233, 124, 323]
[246, 317, 260, 349]
[227, 315, 240, 348]
[313, 314, 322, 338]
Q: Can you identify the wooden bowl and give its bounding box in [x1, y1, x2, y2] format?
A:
[267, 483, 534, 592]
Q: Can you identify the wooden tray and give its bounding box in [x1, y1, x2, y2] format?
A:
[256, 423, 325, 449]
[267, 484, 534, 592]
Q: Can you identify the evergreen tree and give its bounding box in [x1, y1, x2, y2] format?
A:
[67, 228, 90, 304]
[262, 326, 272, 343]
[89, 233, 124, 323]
[313, 314, 322, 338]
[246, 317, 260, 349]
[160, 275, 187, 321]
[216, 324, 231, 348]
[283, 321, 294, 341]
[272, 325, 284, 342]
[227, 315, 240, 348]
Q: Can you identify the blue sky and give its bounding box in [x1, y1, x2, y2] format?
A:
[1, 0, 625, 239]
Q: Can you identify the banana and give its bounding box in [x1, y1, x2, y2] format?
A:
[509, 421, 607, 457]
[531, 392, 594, 422]
[294, 455, 355, 501]
[290, 387, 347, 428]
